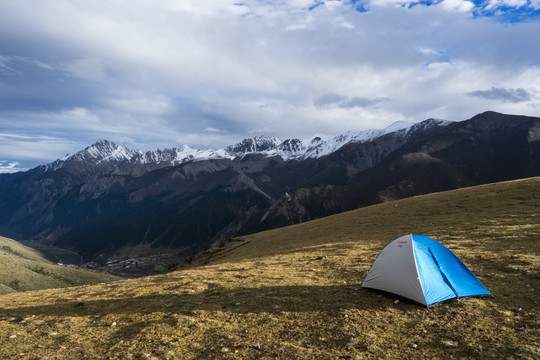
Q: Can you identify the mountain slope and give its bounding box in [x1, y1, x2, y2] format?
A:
[0, 236, 119, 294]
[0, 177, 538, 359]
[291, 112, 540, 213]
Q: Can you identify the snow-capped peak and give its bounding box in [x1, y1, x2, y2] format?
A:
[40, 140, 138, 171]
[383, 120, 415, 133]
[225, 136, 283, 154]
[409, 118, 452, 131]
[69, 140, 138, 163]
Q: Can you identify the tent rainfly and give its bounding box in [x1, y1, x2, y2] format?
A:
[362, 234, 491, 306]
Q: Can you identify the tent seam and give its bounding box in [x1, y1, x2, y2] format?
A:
[411, 235, 428, 306]
[427, 248, 459, 299]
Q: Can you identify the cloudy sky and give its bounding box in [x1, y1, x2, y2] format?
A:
[1, 0, 539, 172]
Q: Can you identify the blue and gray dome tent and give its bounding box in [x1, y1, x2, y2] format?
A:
[362, 234, 491, 306]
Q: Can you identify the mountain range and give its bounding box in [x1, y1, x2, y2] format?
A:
[0, 111, 539, 275]
[42, 118, 416, 172]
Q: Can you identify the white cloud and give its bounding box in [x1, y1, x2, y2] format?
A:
[368, 0, 420, 7]
[0, 161, 27, 174]
[204, 127, 229, 133]
[0, 133, 80, 168]
[438, 0, 476, 12]
[249, 127, 275, 134]
[105, 96, 173, 116]
[285, 23, 308, 31]
[418, 48, 442, 56]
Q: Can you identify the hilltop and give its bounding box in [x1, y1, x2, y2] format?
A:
[0, 177, 538, 359]
[0, 236, 119, 294]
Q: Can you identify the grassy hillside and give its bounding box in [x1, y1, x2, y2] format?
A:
[0, 236, 119, 294]
[0, 177, 539, 359]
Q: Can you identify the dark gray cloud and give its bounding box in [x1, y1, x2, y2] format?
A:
[467, 87, 532, 103]
[314, 93, 349, 107]
[342, 96, 391, 108]
[315, 93, 390, 109]
[0, 56, 103, 112]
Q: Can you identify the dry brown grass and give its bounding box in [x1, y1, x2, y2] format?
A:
[0, 177, 539, 359]
[0, 236, 119, 294]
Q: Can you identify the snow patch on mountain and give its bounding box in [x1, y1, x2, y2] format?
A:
[225, 137, 283, 154]
[302, 120, 415, 159]
[222, 121, 417, 161]
[383, 120, 415, 133]
[137, 145, 235, 165]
